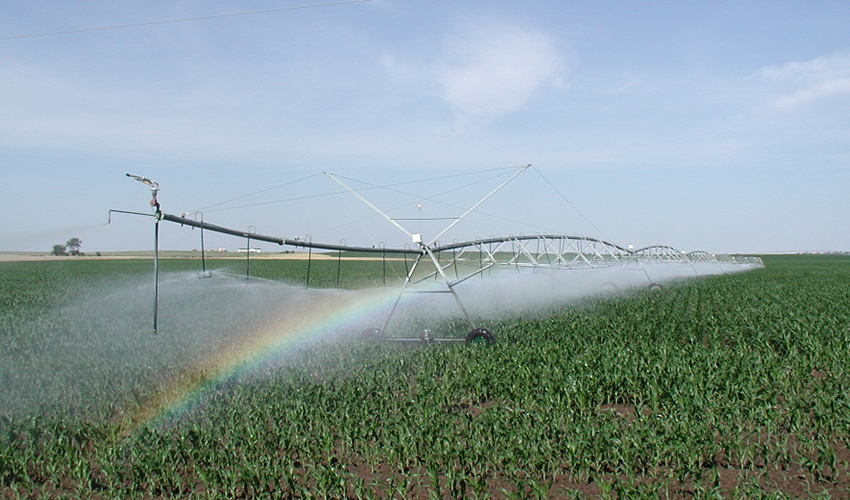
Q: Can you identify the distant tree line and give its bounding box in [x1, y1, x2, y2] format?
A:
[51, 238, 83, 256]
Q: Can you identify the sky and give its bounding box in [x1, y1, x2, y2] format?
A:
[1, 0, 848, 254]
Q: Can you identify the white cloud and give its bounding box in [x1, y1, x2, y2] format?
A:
[758, 53, 850, 109]
[436, 26, 564, 125]
[771, 78, 850, 109]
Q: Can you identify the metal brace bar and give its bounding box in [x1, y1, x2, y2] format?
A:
[423, 245, 476, 330]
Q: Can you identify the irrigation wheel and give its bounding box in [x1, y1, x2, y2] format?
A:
[648, 282, 663, 292]
[465, 328, 495, 346]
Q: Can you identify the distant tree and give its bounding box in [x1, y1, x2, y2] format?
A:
[66, 238, 82, 256]
[51, 244, 67, 256]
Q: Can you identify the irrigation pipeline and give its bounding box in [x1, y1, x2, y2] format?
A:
[159, 212, 420, 254]
[107, 209, 764, 268]
[158, 212, 764, 266]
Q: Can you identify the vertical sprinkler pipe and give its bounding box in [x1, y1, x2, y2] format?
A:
[183, 211, 210, 278]
[306, 235, 312, 289]
[153, 212, 159, 334]
[337, 239, 345, 288]
[381, 243, 386, 287]
[246, 225, 256, 280]
[199, 212, 206, 274]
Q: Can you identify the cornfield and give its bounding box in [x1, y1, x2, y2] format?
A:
[1, 254, 849, 498]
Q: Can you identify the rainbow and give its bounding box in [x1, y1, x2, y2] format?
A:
[124, 285, 404, 430]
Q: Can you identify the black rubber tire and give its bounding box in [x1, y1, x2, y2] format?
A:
[648, 282, 663, 292]
[360, 328, 385, 341]
[465, 328, 495, 345]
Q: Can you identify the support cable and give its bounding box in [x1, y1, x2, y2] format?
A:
[201, 166, 521, 214]
[195, 172, 323, 212]
[531, 166, 608, 239]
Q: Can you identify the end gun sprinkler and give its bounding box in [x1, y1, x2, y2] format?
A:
[127, 173, 161, 334]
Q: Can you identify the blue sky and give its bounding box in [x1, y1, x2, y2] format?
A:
[1, 0, 848, 254]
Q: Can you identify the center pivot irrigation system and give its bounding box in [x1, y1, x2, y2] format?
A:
[110, 166, 763, 344]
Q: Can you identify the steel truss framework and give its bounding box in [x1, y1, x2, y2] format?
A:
[113, 168, 764, 340]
